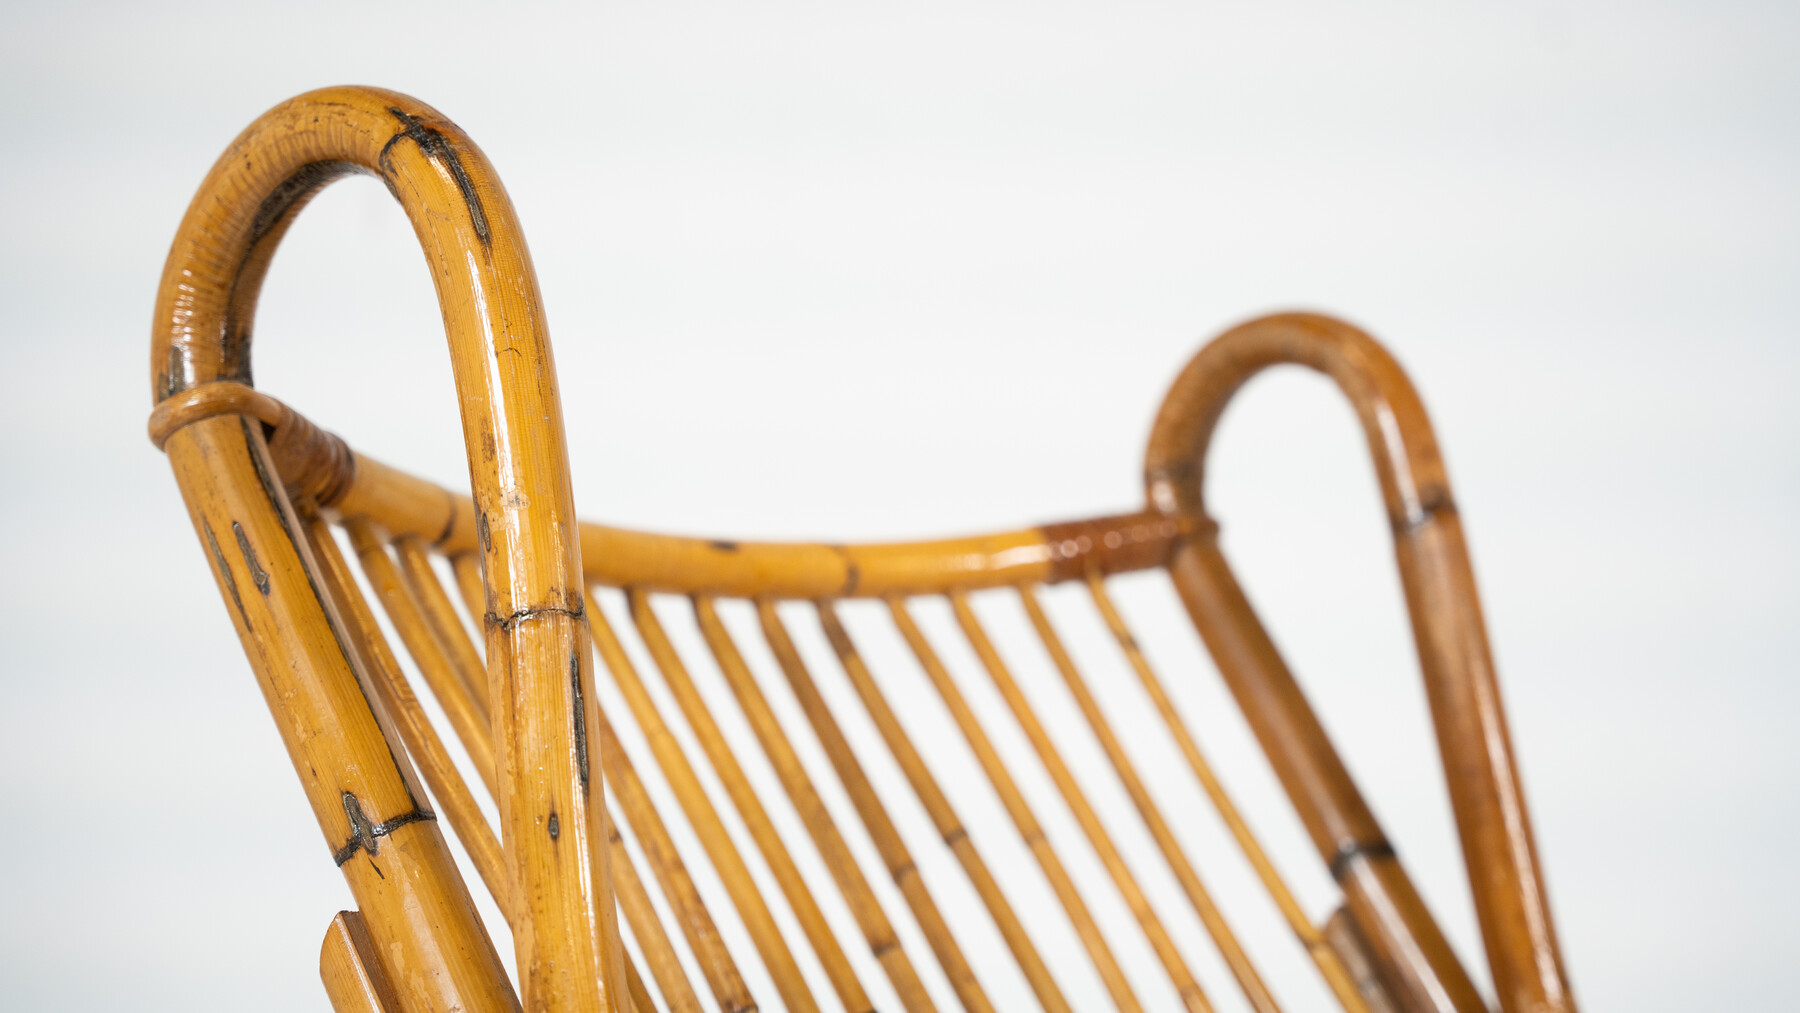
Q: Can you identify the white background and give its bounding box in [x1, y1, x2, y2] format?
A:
[2, 1, 1796, 1009]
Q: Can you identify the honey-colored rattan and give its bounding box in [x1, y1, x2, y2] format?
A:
[151, 87, 1576, 1013]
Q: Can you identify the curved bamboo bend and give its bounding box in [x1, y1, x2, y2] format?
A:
[150, 87, 626, 1013]
[1144, 312, 1575, 1013]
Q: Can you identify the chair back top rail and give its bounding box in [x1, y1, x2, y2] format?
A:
[152, 380, 1199, 598]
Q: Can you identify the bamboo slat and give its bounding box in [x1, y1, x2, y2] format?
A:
[759, 602, 1000, 1013]
[888, 597, 1141, 1013]
[590, 598, 820, 1013]
[588, 694, 756, 1013]
[816, 602, 1076, 1013]
[692, 597, 937, 1013]
[307, 514, 511, 914]
[396, 536, 493, 715]
[948, 591, 1214, 1013]
[623, 950, 658, 1013]
[346, 518, 499, 800]
[1082, 574, 1370, 1011]
[627, 590, 872, 1013]
[609, 819, 707, 1013]
[321, 911, 403, 1013]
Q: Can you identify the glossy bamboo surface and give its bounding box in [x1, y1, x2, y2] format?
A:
[1146, 312, 1574, 1013]
[154, 87, 1574, 1013]
[150, 86, 623, 1013]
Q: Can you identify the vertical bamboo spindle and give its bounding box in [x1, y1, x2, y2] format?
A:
[585, 681, 757, 1013]
[608, 814, 708, 1013]
[627, 590, 873, 1013]
[815, 601, 1074, 1013]
[949, 590, 1216, 1013]
[396, 536, 493, 714]
[590, 597, 822, 1013]
[308, 515, 511, 914]
[759, 601, 1001, 1013]
[693, 596, 937, 1013]
[888, 596, 1142, 1013]
[1083, 574, 1372, 1012]
[346, 517, 499, 800]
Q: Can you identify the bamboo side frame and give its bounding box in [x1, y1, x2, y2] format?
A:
[164, 416, 519, 1012]
[149, 87, 624, 1012]
[1144, 312, 1574, 1013]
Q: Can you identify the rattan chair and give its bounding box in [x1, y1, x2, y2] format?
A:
[149, 88, 1575, 1013]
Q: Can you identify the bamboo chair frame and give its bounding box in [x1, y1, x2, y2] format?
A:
[149, 88, 1576, 1013]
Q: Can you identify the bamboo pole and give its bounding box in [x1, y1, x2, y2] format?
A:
[347, 517, 499, 800]
[887, 597, 1141, 1012]
[816, 601, 1075, 1013]
[321, 911, 404, 1013]
[165, 416, 518, 1012]
[590, 597, 820, 1013]
[949, 590, 1215, 1013]
[1082, 574, 1373, 1012]
[759, 601, 1000, 1013]
[692, 596, 937, 1013]
[627, 590, 872, 1013]
[396, 536, 493, 715]
[308, 513, 511, 914]
[587, 690, 757, 1013]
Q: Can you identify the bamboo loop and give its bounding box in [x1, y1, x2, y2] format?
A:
[346, 517, 500, 801]
[948, 590, 1215, 1013]
[1082, 574, 1372, 1011]
[626, 590, 874, 1013]
[888, 596, 1142, 1013]
[149, 86, 623, 1010]
[692, 597, 938, 1013]
[590, 595, 821, 1013]
[1143, 313, 1564, 1013]
[758, 602, 1000, 1013]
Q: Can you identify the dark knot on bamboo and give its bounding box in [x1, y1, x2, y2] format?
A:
[149, 381, 356, 508]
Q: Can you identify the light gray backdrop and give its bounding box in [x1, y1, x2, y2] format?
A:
[2, 1, 1794, 1009]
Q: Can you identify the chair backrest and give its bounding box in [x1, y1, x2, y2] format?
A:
[150, 87, 1576, 1013]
